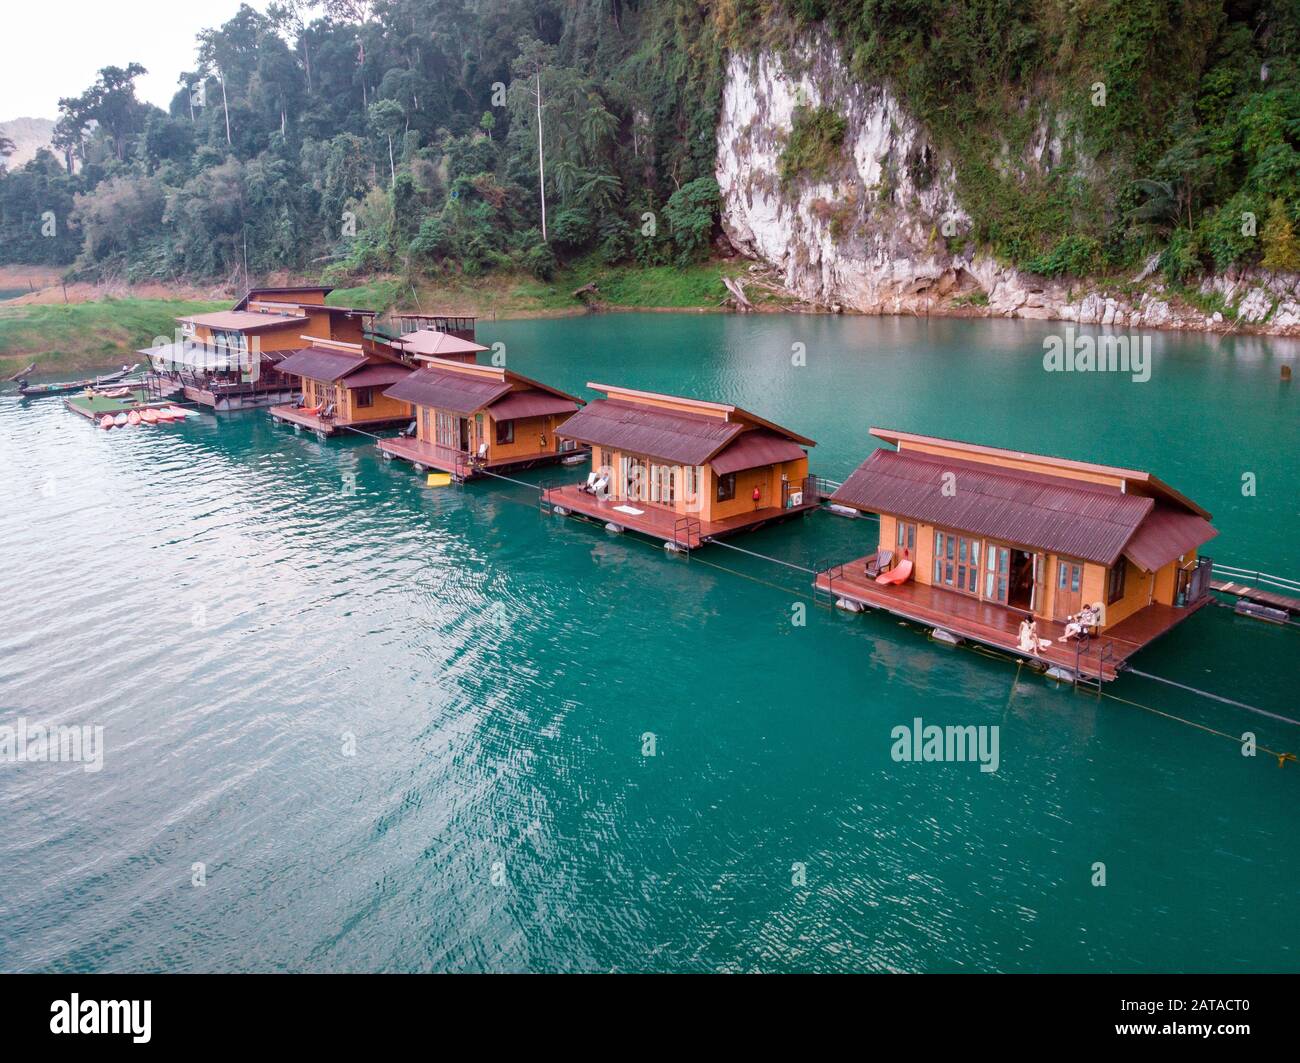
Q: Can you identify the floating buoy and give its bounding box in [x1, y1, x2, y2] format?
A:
[99, 414, 114, 430]
[552, 505, 570, 517]
[827, 504, 859, 519]
[835, 597, 864, 613]
[413, 463, 426, 473]
[1045, 665, 1076, 683]
[931, 628, 963, 645]
[604, 522, 624, 534]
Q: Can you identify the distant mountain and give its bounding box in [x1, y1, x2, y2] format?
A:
[0, 117, 56, 168]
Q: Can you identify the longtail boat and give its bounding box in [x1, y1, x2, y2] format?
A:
[17, 364, 139, 398]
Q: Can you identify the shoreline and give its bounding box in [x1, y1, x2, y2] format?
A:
[5, 267, 1300, 378]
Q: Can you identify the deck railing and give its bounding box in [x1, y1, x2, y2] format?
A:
[1211, 560, 1299, 596]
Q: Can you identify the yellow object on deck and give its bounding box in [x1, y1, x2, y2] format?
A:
[426, 472, 452, 487]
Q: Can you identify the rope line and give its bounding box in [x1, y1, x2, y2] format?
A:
[1124, 668, 1300, 727]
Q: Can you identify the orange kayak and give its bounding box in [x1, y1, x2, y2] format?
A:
[99, 415, 114, 429]
[127, 411, 141, 426]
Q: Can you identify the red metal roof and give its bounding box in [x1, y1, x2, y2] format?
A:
[710, 430, 808, 474]
[832, 448, 1155, 565]
[277, 347, 369, 381]
[488, 389, 579, 421]
[340, 363, 411, 389]
[383, 365, 512, 414]
[1122, 503, 1217, 572]
[555, 398, 744, 465]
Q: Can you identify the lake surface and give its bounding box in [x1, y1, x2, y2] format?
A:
[1, 312, 1297, 973]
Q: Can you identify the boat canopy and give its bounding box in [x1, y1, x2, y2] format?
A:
[139, 341, 259, 373]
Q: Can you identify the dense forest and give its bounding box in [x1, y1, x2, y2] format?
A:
[0, 0, 1297, 290]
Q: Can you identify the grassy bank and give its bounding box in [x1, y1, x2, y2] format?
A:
[329, 256, 771, 318]
[0, 298, 225, 376]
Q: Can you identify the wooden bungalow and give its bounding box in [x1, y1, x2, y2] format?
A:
[268, 338, 414, 437]
[376, 359, 587, 479]
[139, 285, 377, 410]
[814, 428, 1218, 683]
[543, 384, 820, 549]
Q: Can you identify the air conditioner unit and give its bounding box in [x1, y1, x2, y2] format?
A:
[787, 491, 803, 508]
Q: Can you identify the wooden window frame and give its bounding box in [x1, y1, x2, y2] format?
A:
[716, 472, 736, 503]
[353, 386, 373, 409]
[1107, 557, 1127, 604]
[495, 419, 514, 445]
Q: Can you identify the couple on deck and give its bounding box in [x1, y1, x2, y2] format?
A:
[1017, 604, 1102, 657]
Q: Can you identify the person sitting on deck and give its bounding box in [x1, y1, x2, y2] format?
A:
[1018, 619, 1052, 656]
[1057, 603, 1101, 643]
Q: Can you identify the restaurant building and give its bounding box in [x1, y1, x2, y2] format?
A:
[139, 286, 376, 410]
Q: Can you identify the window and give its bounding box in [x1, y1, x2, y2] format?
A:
[353, 387, 373, 409]
[1108, 557, 1127, 604]
[496, 419, 514, 445]
[896, 521, 916, 553]
[716, 472, 736, 502]
[933, 530, 981, 595]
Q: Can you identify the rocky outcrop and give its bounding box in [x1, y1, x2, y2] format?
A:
[715, 40, 1300, 336]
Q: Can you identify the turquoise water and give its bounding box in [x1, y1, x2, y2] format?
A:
[0, 313, 1297, 973]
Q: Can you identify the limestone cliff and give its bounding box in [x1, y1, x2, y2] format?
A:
[715, 39, 1300, 336]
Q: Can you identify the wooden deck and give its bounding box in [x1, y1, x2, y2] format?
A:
[269, 405, 409, 436]
[184, 383, 297, 411]
[377, 436, 589, 480]
[544, 482, 821, 549]
[1211, 579, 1300, 615]
[815, 553, 1212, 682]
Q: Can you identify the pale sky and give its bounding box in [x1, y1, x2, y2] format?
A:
[1, 0, 271, 120]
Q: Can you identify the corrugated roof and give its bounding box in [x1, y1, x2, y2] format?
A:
[341, 363, 412, 389]
[832, 448, 1154, 565]
[710, 430, 808, 474]
[383, 365, 512, 414]
[1123, 504, 1217, 572]
[488, 389, 579, 420]
[277, 347, 369, 381]
[181, 310, 303, 332]
[555, 398, 744, 465]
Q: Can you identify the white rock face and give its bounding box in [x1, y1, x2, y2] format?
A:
[714, 40, 1300, 335]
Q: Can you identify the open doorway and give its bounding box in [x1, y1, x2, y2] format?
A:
[1008, 549, 1035, 611]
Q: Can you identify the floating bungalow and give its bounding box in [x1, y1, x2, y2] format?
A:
[543, 384, 820, 549]
[139, 286, 377, 410]
[814, 429, 1218, 683]
[269, 338, 414, 437]
[377, 359, 586, 480]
